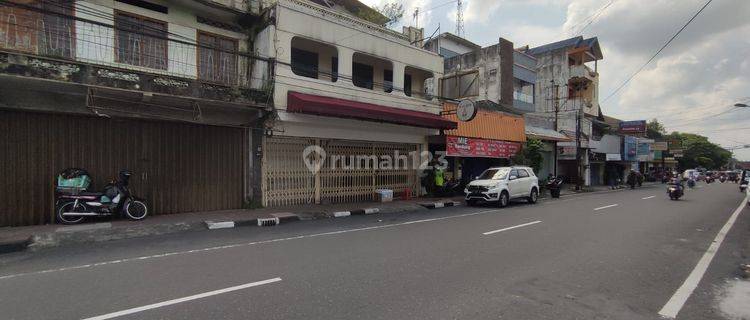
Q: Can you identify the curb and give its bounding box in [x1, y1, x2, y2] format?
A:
[420, 201, 461, 209]
[332, 208, 380, 218]
[204, 212, 301, 230]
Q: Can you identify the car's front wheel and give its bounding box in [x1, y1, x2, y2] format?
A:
[527, 188, 538, 204]
[498, 191, 509, 208]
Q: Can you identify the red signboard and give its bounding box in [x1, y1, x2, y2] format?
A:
[446, 136, 521, 158]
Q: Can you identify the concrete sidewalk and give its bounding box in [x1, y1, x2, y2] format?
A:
[0, 196, 463, 253]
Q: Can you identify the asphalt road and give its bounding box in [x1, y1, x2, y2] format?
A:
[0, 182, 748, 320]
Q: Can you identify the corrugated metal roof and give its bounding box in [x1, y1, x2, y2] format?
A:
[526, 36, 602, 60]
[443, 103, 526, 142]
[525, 125, 572, 141]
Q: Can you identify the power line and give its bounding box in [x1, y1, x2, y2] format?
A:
[601, 0, 713, 103]
[572, 0, 616, 36]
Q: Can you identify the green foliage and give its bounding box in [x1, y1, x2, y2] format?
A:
[666, 132, 731, 170]
[377, 3, 404, 27]
[512, 138, 545, 174]
[357, 2, 404, 27]
[646, 119, 666, 139]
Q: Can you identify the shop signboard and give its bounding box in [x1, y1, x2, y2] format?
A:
[619, 120, 647, 134]
[637, 142, 650, 156]
[651, 142, 668, 151]
[606, 153, 622, 161]
[446, 136, 521, 158]
[623, 136, 637, 161]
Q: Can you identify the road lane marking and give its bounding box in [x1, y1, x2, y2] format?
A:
[82, 277, 282, 320]
[642, 196, 656, 200]
[593, 204, 619, 211]
[0, 208, 506, 281]
[658, 197, 749, 319]
[482, 220, 542, 235]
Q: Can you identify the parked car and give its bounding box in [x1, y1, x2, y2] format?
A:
[464, 166, 539, 207]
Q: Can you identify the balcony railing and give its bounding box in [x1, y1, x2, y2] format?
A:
[569, 64, 597, 81]
[0, 1, 272, 91]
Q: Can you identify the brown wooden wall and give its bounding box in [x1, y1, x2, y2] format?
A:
[0, 109, 247, 227]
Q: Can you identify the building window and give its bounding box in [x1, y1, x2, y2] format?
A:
[115, 12, 168, 70]
[440, 71, 478, 99]
[0, 0, 75, 58]
[403, 74, 412, 96]
[384, 69, 393, 93]
[290, 37, 337, 82]
[198, 32, 238, 85]
[353, 62, 374, 89]
[352, 52, 392, 92]
[291, 48, 318, 79]
[404, 67, 435, 100]
[513, 78, 534, 104]
[331, 57, 338, 82]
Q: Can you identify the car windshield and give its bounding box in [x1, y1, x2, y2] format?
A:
[478, 168, 511, 180]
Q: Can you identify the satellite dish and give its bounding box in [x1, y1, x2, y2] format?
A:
[456, 99, 477, 122]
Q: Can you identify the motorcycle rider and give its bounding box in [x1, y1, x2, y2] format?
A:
[626, 170, 637, 189]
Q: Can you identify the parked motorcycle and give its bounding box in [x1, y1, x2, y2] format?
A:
[546, 176, 564, 198]
[719, 175, 727, 183]
[705, 175, 714, 184]
[55, 168, 148, 224]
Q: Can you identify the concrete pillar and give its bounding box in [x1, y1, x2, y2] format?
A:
[393, 61, 406, 97]
[584, 151, 591, 186]
[337, 47, 355, 87]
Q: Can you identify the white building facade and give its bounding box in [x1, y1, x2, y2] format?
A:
[255, 0, 453, 206]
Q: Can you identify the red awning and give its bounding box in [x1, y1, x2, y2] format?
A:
[287, 91, 457, 130]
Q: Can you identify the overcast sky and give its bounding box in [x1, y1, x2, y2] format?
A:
[362, 0, 750, 161]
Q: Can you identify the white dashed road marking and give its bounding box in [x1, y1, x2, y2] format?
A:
[594, 204, 619, 211]
[483, 220, 542, 235]
[642, 196, 656, 200]
[83, 277, 282, 320]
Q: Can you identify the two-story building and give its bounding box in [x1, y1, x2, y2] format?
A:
[425, 36, 527, 183]
[0, 0, 274, 226]
[525, 36, 603, 186]
[253, 0, 455, 206]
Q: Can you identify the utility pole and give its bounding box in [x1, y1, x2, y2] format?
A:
[575, 99, 583, 191]
[552, 81, 559, 176]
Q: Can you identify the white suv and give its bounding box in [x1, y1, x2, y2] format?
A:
[464, 166, 540, 207]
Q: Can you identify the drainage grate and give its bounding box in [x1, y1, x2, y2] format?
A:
[257, 217, 280, 227]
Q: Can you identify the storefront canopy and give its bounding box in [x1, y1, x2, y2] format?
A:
[287, 91, 457, 130]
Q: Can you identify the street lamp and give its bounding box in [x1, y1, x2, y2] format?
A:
[735, 103, 749, 108]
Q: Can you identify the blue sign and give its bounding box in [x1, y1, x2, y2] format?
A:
[623, 136, 637, 161]
[637, 142, 650, 155]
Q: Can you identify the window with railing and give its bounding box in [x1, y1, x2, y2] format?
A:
[114, 11, 168, 70]
[0, 0, 75, 58]
[290, 37, 338, 82]
[198, 32, 238, 85]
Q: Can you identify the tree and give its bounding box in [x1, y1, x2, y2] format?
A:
[375, 3, 404, 27]
[646, 119, 666, 140]
[512, 138, 545, 175]
[666, 132, 731, 170]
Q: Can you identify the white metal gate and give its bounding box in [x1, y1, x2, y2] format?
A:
[262, 136, 419, 206]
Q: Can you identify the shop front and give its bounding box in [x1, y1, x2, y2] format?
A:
[264, 92, 456, 206]
[433, 102, 526, 186]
